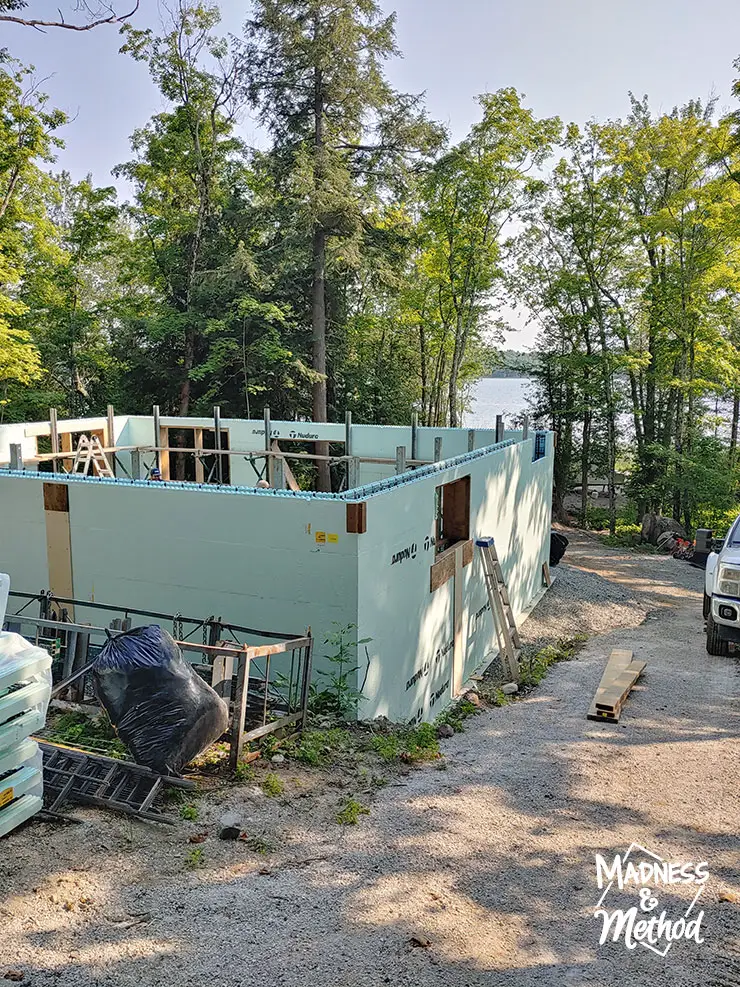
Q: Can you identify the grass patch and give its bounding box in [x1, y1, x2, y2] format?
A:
[243, 833, 276, 854]
[519, 635, 587, 689]
[179, 804, 198, 821]
[44, 711, 128, 759]
[285, 727, 354, 766]
[261, 772, 284, 797]
[371, 722, 440, 763]
[336, 798, 370, 825]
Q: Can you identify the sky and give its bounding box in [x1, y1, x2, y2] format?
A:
[4, 0, 740, 347]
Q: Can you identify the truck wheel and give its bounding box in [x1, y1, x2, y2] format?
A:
[703, 592, 710, 619]
[706, 614, 729, 656]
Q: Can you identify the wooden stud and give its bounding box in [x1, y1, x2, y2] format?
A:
[467, 429, 475, 451]
[214, 406, 223, 484]
[495, 415, 504, 443]
[106, 405, 116, 476]
[542, 561, 552, 587]
[194, 428, 204, 483]
[411, 412, 418, 461]
[434, 436, 443, 462]
[229, 650, 251, 771]
[346, 501, 367, 534]
[453, 543, 465, 696]
[9, 443, 23, 471]
[395, 445, 407, 475]
[49, 408, 59, 468]
[264, 407, 273, 486]
[152, 405, 161, 470]
[522, 415, 529, 440]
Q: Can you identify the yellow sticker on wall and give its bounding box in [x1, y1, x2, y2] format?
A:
[327, 533, 339, 544]
[315, 531, 326, 544]
[0, 786, 14, 809]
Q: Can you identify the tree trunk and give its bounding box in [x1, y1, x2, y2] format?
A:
[730, 392, 740, 462]
[179, 328, 195, 416]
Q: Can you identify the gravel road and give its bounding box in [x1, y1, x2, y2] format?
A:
[2, 531, 739, 986]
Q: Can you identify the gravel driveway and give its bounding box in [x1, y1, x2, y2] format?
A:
[2, 531, 739, 986]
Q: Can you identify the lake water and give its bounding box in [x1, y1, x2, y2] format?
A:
[464, 377, 534, 428]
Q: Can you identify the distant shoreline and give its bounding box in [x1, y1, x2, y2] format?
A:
[484, 371, 531, 379]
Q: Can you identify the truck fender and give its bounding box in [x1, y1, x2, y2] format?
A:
[706, 552, 719, 596]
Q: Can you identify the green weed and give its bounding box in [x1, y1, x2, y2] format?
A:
[185, 847, 204, 869]
[261, 773, 284, 797]
[436, 698, 481, 733]
[243, 834, 276, 854]
[44, 711, 128, 759]
[519, 635, 587, 689]
[233, 760, 255, 783]
[179, 804, 198, 821]
[371, 722, 440, 763]
[336, 798, 369, 825]
[286, 727, 354, 766]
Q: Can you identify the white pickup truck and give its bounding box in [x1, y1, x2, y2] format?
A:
[705, 523, 740, 654]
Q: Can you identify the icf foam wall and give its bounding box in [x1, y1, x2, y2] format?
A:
[354, 434, 553, 722]
[0, 428, 553, 721]
[0, 473, 357, 675]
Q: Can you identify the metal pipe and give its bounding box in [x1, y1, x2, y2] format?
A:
[345, 411, 352, 456]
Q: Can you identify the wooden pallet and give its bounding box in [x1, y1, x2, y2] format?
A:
[587, 649, 646, 724]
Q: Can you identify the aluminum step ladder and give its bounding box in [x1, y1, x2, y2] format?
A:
[475, 537, 521, 682]
[71, 434, 114, 477]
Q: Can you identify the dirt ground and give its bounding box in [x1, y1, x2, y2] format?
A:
[2, 530, 739, 986]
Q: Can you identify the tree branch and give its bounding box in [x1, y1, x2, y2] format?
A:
[0, 1, 139, 32]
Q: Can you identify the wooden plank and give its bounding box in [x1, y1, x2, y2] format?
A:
[194, 427, 204, 483]
[229, 654, 251, 771]
[159, 426, 170, 479]
[346, 501, 367, 534]
[587, 654, 645, 723]
[542, 561, 552, 587]
[453, 543, 465, 696]
[595, 661, 646, 714]
[43, 482, 69, 512]
[45, 510, 75, 607]
[430, 539, 473, 592]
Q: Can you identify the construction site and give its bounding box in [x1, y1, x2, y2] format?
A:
[0, 406, 737, 987]
[0, 407, 553, 724]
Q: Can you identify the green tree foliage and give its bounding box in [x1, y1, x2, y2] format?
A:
[244, 0, 442, 487]
[0, 59, 66, 418]
[4, 1, 740, 520]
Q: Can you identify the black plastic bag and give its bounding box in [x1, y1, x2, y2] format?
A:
[550, 531, 569, 567]
[93, 625, 229, 776]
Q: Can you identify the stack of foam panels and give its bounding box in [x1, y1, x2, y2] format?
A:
[0, 574, 52, 837]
